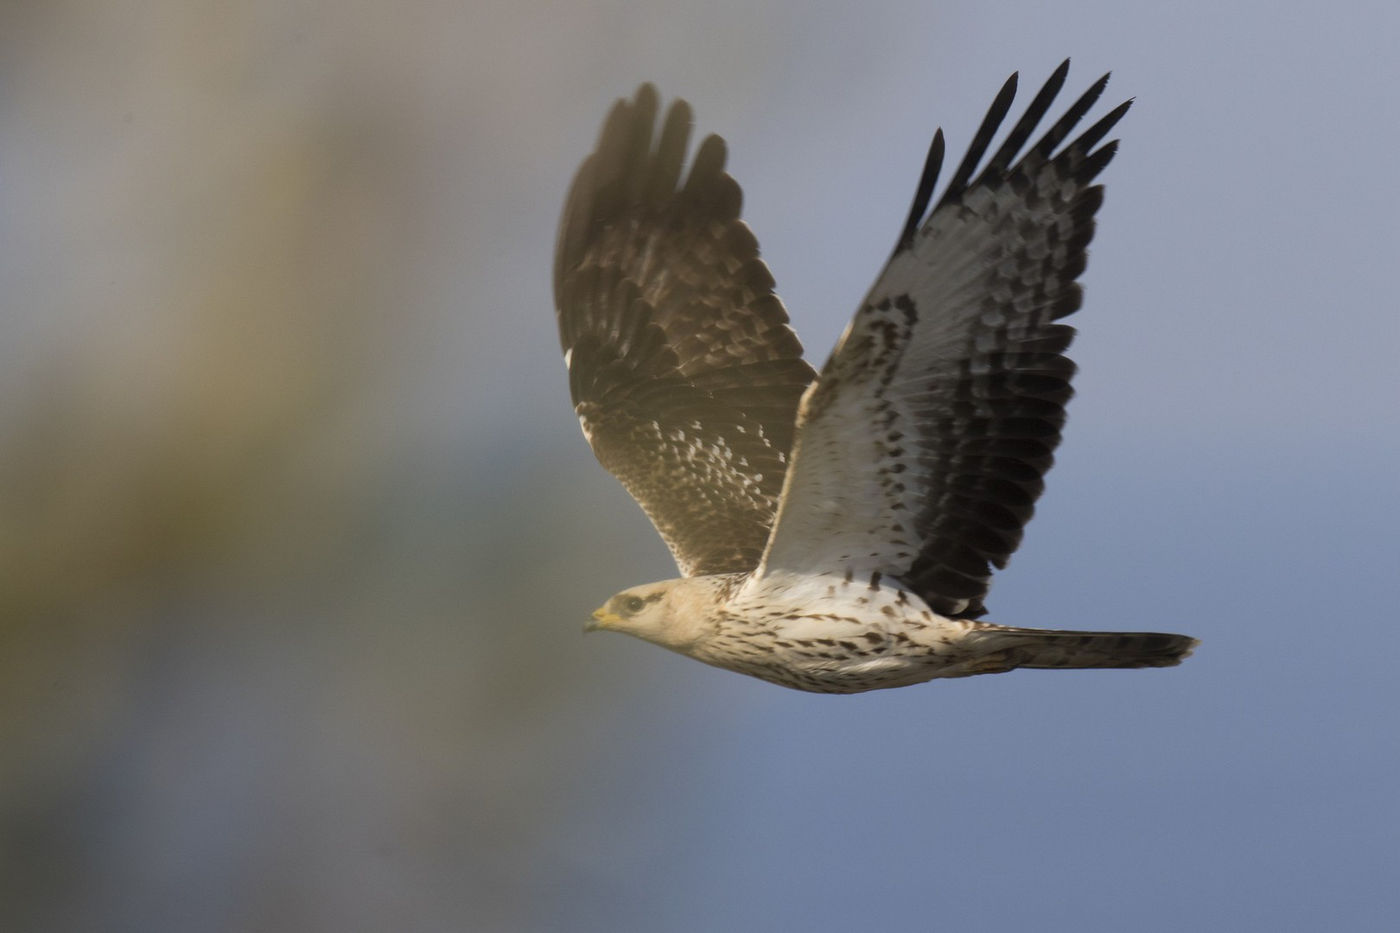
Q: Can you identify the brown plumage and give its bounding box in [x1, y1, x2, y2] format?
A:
[557, 64, 1198, 693]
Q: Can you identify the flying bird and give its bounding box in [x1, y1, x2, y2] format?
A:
[553, 62, 1197, 693]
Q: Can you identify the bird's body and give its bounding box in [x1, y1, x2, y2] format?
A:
[557, 63, 1198, 693]
[593, 571, 1193, 694]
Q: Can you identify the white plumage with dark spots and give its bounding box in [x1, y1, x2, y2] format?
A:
[555, 62, 1197, 694]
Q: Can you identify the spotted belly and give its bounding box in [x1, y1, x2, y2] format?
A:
[695, 600, 980, 694]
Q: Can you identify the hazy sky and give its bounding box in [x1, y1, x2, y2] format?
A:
[3, 1, 1396, 930]
[508, 9, 1400, 926]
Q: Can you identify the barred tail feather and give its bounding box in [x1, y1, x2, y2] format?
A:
[968, 627, 1199, 672]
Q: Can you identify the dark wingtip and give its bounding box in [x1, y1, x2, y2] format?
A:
[646, 97, 693, 205]
[897, 128, 944, 252]
[630, 84, 660, 124]
[1029, 69, 1112, 159]
[980, 59, 1071, 179]
[936, 69, 1020, 210]
[684, 132, 729, 203]
[1069, 97, 1133, 168]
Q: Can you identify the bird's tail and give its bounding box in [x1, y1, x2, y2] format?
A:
[962, 626, 1199, 673]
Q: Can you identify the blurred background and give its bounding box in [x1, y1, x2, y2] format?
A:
[2, 1, 1396, 930]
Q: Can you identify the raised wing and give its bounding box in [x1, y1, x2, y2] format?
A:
[757, 61, 1130, 618]
[555, 85, 816, 576]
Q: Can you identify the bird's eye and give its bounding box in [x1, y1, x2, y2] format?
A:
[622, 595, 646, 614]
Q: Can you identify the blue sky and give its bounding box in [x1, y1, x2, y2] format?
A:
[449, 3, 1400, 929]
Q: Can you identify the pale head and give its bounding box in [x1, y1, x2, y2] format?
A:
[586, 577, 723, 654]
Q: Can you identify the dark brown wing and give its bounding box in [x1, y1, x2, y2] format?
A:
[555, 85, 816, 576]
[759, 61, 1129, 618]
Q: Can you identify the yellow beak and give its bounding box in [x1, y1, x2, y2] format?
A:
[585, 607, 622, 632]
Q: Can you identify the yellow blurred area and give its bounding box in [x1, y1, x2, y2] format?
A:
[0, 3, 664, 928]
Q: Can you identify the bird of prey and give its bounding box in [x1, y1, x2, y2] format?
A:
[553, 62, 1197, 693]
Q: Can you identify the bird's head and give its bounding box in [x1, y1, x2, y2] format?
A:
[586, 578, 713, 653]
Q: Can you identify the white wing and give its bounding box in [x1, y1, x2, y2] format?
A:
[756, 61, 1130, 619]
